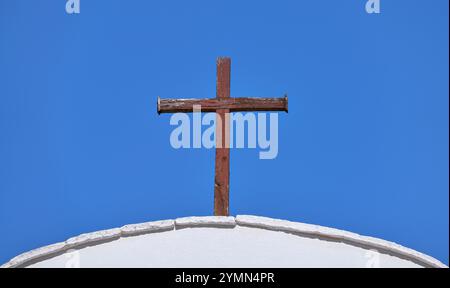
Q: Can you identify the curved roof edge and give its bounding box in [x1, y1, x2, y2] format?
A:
[1, 215, 447, 268]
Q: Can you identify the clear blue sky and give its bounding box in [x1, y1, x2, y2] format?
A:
[0, 0, 448, 265]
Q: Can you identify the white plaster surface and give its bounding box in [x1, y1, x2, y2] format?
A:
[1, 215, 447, 268]
[175, 216, 236, 227]
[121, 220, 174, 236]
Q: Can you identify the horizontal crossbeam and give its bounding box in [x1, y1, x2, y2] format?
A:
[157, 95, 288, 114]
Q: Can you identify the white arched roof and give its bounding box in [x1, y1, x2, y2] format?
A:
[1, 215, 446, 268]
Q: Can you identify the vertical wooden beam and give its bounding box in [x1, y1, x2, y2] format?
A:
[214, 57, 231, 216]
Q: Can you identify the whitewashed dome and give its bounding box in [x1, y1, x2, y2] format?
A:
[1, 215, 446, 268]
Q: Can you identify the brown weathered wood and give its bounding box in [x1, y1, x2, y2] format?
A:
[157, 96, 288, 114]
[156, 57, 287, 216]
[214, 57, 230, 216]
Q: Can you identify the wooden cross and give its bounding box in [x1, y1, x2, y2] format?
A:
[157, 57, 288, 216]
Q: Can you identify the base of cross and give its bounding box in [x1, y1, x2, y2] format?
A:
[157, 57, 288, 216]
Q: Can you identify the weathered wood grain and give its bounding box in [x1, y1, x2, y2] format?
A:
[157, 96, 288, 114]
[214, 57, 230, 216]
